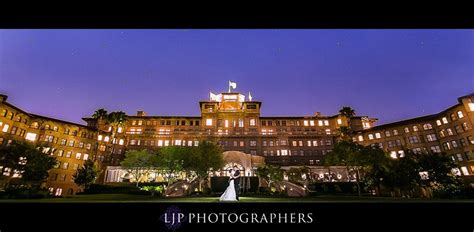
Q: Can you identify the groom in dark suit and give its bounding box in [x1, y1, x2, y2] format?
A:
[231, 165, 241, 201]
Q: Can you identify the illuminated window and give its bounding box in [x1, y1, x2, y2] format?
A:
[104, 136, 110, 142]
[68, 140, 74, 147]
[318, 120, 323, 126]
[240, 141, 244, 147]
[138, 120, 143, 126]
[358, 135, 364, 142]
[194, 140, 199, 146]
[62, 162, 69, 170]
[324, 120, 329, 126]
[426, 134, 437, 142]
[298, 141, 303, 146]
[385, 131, 391, 137]
[436, 120, 442, 126]
[2, 124, 9, 132]
[119, 139, 124, 145]
[429, 146, 441, 153]
[362, 122, 371, 129]
[325, 129, 331, 135]
[83, 154, 89, 160]
[368, 134, 374, 140]
[250, 140, 257, 146]
[337, 119, 342, 125]
[413, 126, 418, 131]
[238, 119, 244, 127]
[25, 132, 37, 141]
[393, 129, 398, 135]
[175, 140, 182, 146]
[408, 136, 419, 144]
[224, 120, 229, 128]
[187, 140, 193, 146]
[98, 135, 103, 141]
[375, 133, 381, 139]
[310, 120, 315, 126]
[303, 120, 309, 126]
[423, 123, 432, 130]
[419, 171, 429, 180]
[461, 167, 469, 175]
[398, 150, 405, 157]
[117, 127, 123, 133]
[249, 119, 256, 126]
[313, 140, 318, 146]
[452, 140, 458, 148]
[206, 118, 213, 126]
[164, 140, 170, 146]
[307, 141, 312, 147]
[442, 117, 448, 124]
[292, 141, 297, 146]
[447, 128, 454, 136]
[157, 140, 163, 146]
[281, 150, 288, 156]
[75, 153, 81, 160]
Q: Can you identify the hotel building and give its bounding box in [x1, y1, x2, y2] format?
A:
[1, 90, 473, 195]
[355, 93, 474, 182]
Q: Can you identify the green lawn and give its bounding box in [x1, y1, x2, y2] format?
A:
[1, 194, 474, 203]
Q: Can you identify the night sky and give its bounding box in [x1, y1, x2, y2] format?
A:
[0, 30, 473, 125]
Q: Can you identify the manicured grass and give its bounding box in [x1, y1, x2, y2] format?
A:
[1, 194, 474, 203]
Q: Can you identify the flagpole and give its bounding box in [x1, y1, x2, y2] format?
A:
[228, 80, 231, 93]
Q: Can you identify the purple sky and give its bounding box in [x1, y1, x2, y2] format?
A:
[0, 30, 473, 125]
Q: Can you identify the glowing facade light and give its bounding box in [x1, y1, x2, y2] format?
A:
[469, 103, 474, 111]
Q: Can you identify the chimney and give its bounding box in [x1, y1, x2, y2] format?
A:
[314, 112, 321, 117]
[136, 111, 147, 116]
[0, 94, 8, 103]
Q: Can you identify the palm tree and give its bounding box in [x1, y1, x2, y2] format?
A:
[338, 106, 356, 139]
[339, 106, 356, 120]
[106, 111, 127, 137]
[106, 111, 128, 163]
[92, 108, 108, 120]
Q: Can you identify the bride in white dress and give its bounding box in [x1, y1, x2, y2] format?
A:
[219, 169, 237, 201]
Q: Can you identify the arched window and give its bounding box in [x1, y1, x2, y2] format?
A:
[423, 123, 433, 130]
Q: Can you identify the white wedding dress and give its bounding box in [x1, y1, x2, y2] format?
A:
[219, 171, 237, 201]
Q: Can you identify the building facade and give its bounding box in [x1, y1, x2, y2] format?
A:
[1, 90, 474, 195]
[356, 93, 474, 182]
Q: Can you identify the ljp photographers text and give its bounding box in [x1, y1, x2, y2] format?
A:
[162, 210, 314, 225]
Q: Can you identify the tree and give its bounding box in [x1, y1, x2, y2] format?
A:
[359, 146, 391, 195]
[187, 141, 224, 191]
[73, 159, 101, 190]
[383, 151, 420, 197]
[157, 146, 189, 186]
[120, 149, 159, 187]
[339, 106, 356, 119]
[336, 126, 353, 141]
[106, 111, 127, 137]
[106, 111, 127, 164]
[286, 166, 310, 184]
[256, 165, 284, 189]
[92, 108, 108, 120]
[415, 151, 463, 197]
[324, 140, 365, 196]
[0, 141, 57, 188]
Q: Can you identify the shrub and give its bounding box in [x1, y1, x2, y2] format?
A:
[2, 186, 51, 199]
